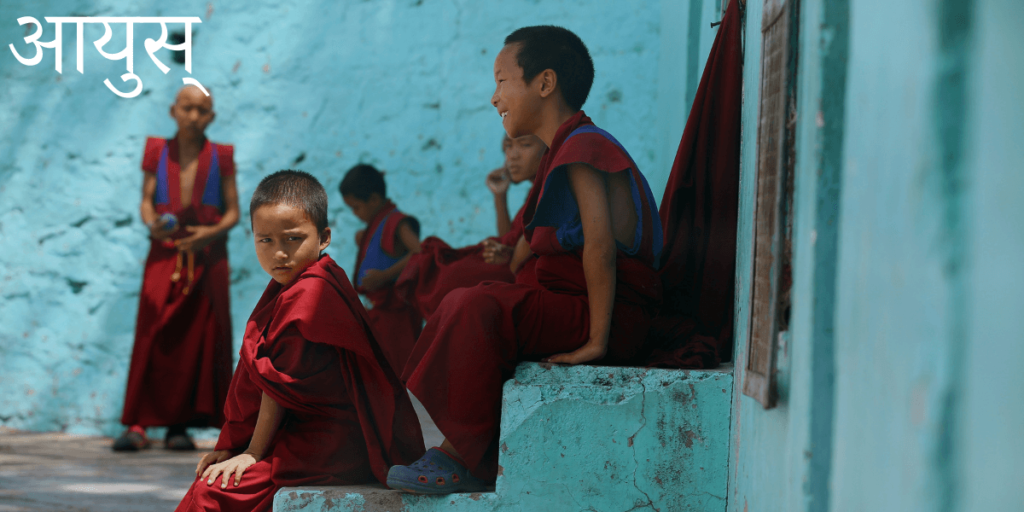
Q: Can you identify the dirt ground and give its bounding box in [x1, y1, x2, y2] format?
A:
[0, 397, 443, 511]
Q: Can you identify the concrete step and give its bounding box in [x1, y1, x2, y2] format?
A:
[274, 362, 733, 512]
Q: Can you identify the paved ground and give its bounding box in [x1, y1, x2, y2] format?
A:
[0, 397, 443, 512]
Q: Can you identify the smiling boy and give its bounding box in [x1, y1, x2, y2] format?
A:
[388, 26, 663, 494]
[175, 170, 424, 512]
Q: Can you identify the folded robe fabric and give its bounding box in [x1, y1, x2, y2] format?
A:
[647, 0, 743, 368]
[175, 255, 425, 512]
[394, 199, 531, 320]
[121, 136, 234, 428]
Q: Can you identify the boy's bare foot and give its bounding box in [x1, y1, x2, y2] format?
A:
[112, 425, 151, 452]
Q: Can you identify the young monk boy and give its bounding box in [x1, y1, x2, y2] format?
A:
[395, 134, 546, 320]
[115, 85, 238, 452]
[175, 170, 425, 512]
[388, 26, 663, 494]
[340, 164, 422, 377]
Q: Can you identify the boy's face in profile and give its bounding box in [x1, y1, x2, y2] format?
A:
[491, 43, 541, 139]
[342, 194, 383, 224]
[170, 86, 215, 138]
[506, 135, 545, 183]
[252, 203, 331, 285]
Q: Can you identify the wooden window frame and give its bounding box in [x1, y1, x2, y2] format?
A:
[742, 0, 800, 409]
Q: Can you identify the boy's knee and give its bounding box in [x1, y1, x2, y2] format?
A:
[442, 285, 503, 317]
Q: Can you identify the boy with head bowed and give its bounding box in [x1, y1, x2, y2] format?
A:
[395, 134, 546, 321]
[388, 26, 663, 494]
[175, 171, 424, 512]
[116, 85, 239, 451]
[340, 164, 423, 377]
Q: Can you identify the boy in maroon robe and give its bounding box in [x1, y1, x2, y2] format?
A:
[176, 170, 425, 512]
[388, 26, 663, 494]
[340, 164, 422, 377]
[394, 134, 546, 320]
[115, 85, 239, 452]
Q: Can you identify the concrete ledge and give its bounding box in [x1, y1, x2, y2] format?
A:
[497, 363, 732, 511]
[274, 363, 733, 512]
[273, 485, 497, 512]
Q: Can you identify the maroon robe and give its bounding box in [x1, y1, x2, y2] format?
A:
[175, 255, 425, 512]
[394, 199, 531, 320]
[403, 112, 663, 481]
[647, 0, 743, 368]
[354, 202, 422, 377]
[121, 137, 234, 427]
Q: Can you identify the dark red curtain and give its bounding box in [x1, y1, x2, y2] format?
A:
[646, 0, 743, 369]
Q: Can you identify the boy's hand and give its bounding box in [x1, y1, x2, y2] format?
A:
[481, 240, 512, 265]
[486, 167, 511, 195]
[195, 450, 232, 477]
[201, 452, 257, 489]
[542, 337, 608, 366]
[175, 225, 220, 252]
[360, 269, 387, 292]
[147, 217, 176, 241]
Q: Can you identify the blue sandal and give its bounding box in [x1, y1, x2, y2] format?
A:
[387, 447, 488, 494]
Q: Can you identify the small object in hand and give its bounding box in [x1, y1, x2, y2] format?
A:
[158, 213, 179, 231]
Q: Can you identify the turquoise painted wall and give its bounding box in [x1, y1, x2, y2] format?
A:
[729, 0, 1024, 510]
[0, 0, 671, 435]
[958, 1, 1024, 510]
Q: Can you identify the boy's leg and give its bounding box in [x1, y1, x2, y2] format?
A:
[404, 282, 589, 482]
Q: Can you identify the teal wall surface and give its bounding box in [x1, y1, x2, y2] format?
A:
[729, 0, 1024, 510]
[958, 1, 1024, 510]
[0, 0, 672, 435]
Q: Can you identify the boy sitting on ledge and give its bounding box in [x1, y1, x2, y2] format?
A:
[176, 170, 424, 512]
[388, 25, 663, 494]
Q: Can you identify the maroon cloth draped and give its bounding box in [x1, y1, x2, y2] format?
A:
[121, 138, 235, 428]
[647, 0, 743, 368]
[394, 201, 530, 320]
[354, 202, 423, 377]
[175, 255, 424, 512]
[404, 112, 661, 481]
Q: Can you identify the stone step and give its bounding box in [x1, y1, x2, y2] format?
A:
[274, 362, 733, 512]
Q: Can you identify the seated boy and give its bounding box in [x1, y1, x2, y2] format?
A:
[340, 164, 423, 377]
[176, 170, 425, 512]
[387, 26, 663, 494]
[395, 134, 546, 319]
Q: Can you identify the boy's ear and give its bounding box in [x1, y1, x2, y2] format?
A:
[536, 69, 558, 99]
[319, 227, 332, 252]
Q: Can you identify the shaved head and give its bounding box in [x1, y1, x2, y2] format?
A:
[175, 84, 213, 108]
[170, 85, 216, 139]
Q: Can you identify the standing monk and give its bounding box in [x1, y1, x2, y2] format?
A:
[114, 85, 240, 451]
[388, 26, 663, 493]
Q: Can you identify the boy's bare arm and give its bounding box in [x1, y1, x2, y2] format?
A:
[360, 221, 421, 291]
[488, 167, 513, 236]
[141, 173, 175, 240]
[201, 392, 285, 488]
[544, 163, 616, 365]
[508, 235, 532, 272]
[176, 173, 241, 252]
